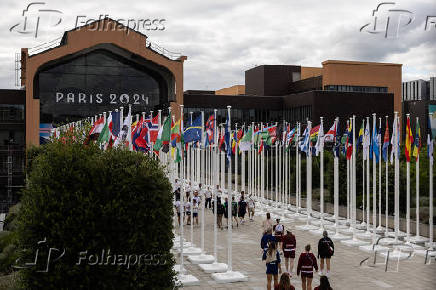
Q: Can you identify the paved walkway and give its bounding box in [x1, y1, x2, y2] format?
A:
[174, 205, 436, 289]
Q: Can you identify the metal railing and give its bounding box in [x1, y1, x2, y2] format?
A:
[145, 39, 182, 60]
[28, 37, 63, 56]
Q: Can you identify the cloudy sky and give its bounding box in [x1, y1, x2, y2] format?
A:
[0, 0, 435, 90]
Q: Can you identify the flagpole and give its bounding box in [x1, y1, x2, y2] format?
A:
[385, 116, 389, 235]
[235, 123, 238, 194]
[242, 126, 245, 193]
[200, 111, 205, 253]
[297, 122, 300, 213]
[179, 104, 185, 274]
[394, 112, 400, 242]
[334, 118, 339, 232]
[429, 112, 434, 249]
[372, 113, 377, 243]
[415, 116, 420, 240]
[226, 105, 233, 272]
[307, 120, 312, 225]
[406, 114, 411, 241]
[378, 117, 382, 231]
[320, 117, 324, 228]
[352, 116, 357, 239]
[346, 120, 350, 224]
[366, 117, 370, 232]
[362, 121, 366, 228]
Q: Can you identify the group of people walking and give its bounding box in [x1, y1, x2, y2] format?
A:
[261, 213, 334, 290]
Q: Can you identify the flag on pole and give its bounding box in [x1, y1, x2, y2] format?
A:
[89, 116, 105, 136]
[428, 114, 434, 163]
[382, 119, 390, 162]
[299, 126, 310, 154]
[97, 114, 111, 146]
[224, 111, 232, 162]
[315, 121, 324, 156]
[390, 116, 400, 164]
[205, 114, 215, 146]
[113, 109, 132, 149]
[183, 115, 202, 143]
[310, 124, 320, 142]
[286, 127, 297, 145]
[149, 114, 159, 143]
[324, 121, 336, 142]
[346, 121, 353, 160]
[363, 120, 370, 160]
[239, 126, 253, 151]
[258, 138, 264, 154]
[370, 119, 380, 163]
[154, 116, 171, 152]
[405, 115, 413, 162]
[356, 120, 364, 150]
[412, 119, 421, 161]
[333, 119, 341, 157]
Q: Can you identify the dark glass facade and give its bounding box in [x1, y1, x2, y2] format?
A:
[37, 49, 165, 125]
[324, 85, 388, 93]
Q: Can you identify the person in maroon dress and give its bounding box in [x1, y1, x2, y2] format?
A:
[282, 229, 296, 273]
[297, 244, 318, 290]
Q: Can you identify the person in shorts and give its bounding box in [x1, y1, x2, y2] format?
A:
[317, 230, 334, 276]
[238, 196, 247, 224]
[282, 229, 296, 273]
[192, 199, 199, 225]
[273, 218, 284, 249]
[297, 244, 318, 290]
[263, 241, 281, 290]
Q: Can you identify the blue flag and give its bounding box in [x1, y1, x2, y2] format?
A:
[370, 122, 380, 163]
[224, 111, 232, 162]
[184, 115, 202, 143]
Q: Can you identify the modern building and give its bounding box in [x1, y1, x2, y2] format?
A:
[185, 61, 401, 128]
[0, 89, 25, 207]
[402, 77, 436, 138]
[1, 18, 404, 205]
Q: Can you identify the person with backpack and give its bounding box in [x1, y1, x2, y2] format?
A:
[273, 218, 284, 249]
[238, 196, 247, 224]
[282, 229, 296, 273]
[297, 244, 318, 290]
[263, 241, 282, 290]
[317, 230, 334, 276]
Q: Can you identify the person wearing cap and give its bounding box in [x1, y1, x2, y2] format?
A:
[273, 218, 285, 249]
[282, 229, 296, 273]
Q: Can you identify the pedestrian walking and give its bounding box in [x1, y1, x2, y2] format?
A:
[282, 229, 296, 273]
[297, 244, 318, 290]
[238, 196, 247, 224]
[317, 230, 334, 276]
[262, 212, 273, 233]
[275, 272, 295, 290]
[314, 276, 332, 290]
[232, 196, 239, 227]
[217, 196, 224, 230]
[185, 196, 192, 225]
[205, 187, 212, 209]
[273, 218, 284, 249]
[174, 198, 182, 226]
[192, 199, 199, 226]
[263, 241, 282, 290]
[261, 228, 276, 253]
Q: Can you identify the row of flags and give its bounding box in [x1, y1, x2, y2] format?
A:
[52, 109, 434, 165]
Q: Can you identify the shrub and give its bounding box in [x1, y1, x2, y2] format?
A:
[16, 141, 175, 289]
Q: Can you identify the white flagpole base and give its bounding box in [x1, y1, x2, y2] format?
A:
[330, 233, 351, 241]
[182, 247, 202, 256]
[414, 249, 436, 257]
[211, 270, 248, 283]
[295, 224, 319, 231]
[309, 228, 335, 236]
[359, 244, 389, 253]
[173, 264, 187, 274]
[325, 215, 346, 223]
[386, 231, 407, 238]
[377, 237, 402, 246]
[341, 238, 370, 247]
[199, 262, 228, 273]
[310, 219, 333, 226]
[173, 242, 194, 250]
[188, 254, 215, 264]
[355, 231, 380, 241]
[338, 227, 363, 235]
[324, 223, 349, 230]
[425, 242, 436, 248]
[176, 274, 200, 286]
[355, 223, 368, 230]
[404, 235, 429, 244]
[379, 249, 411, 260]
[396, 242, 424, 251]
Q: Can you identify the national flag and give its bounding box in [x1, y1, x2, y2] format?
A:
[356, 120, 364, 150]
[131, 117, 144, 151]
[333, 119, 341, 157]
[405, 115, 413, 162]
[135, 121, 150, 153]
[324, 121, 336, 142]
[232, 131, 237, 155]
[183, 115, 202, 143]
[310, 124, 320, 142]
[224, 111, 232, 162]
[390, 116, 400, 164]
[346, 121, 353, 160]
[89, 117, 105, 136]
[363, 120, 370, 160]
[412, 118, 421, 161]
[205, 114, 215, 146]
[286, 127, 297, 145]
[149, 114, 159, 143]
[299, 126, 310, 154]
[154, 116, 171, 152]
[427, 114, 434, 163]
[382, 119, 390, 162]
[218, 128, 226, 151]
[258, 138, 264, 154]
[97, 114, 111, 146]
[113, 109, 132, 149]
[315, 121, 324, 156]
[171, 119, 181, 147]
[239, 126, 253, 151]
[370, 119, 380, 163]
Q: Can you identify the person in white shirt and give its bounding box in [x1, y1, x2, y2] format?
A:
[185, 197, 192, 225]
[174, 199, 182, 225]
[193, 199, 199, 225]
[205, 187, 212, 209]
